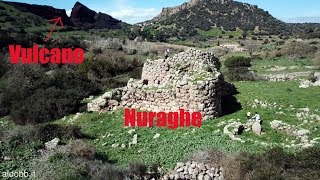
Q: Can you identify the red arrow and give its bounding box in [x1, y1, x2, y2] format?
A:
[45, 17, 64, 42]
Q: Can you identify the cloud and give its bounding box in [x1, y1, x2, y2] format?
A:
[108, 8, 161, 24]
[66, 10, 71, 17]
[283, 16, 320, 23]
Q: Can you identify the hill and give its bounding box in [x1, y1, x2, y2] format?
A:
[153, 0, 288, 34]
[2, 1, 73, 26]
[1, 1, 124, 30]
[140, 0, 299, 41]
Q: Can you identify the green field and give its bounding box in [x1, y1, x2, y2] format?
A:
[251, 57, 318, 74]
[54, 80, 320, 170]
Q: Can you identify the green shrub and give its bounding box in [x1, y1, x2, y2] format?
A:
[47, 36, 86, 49]
[224, 56, 252, 68]
[224, 56, 254, 81]
[70, 140, 96, 159]
[195, 148, 320, 180]
[224, 67, 255, 81]
[2, 65, 99, 124]
[129, 162, 147, 177]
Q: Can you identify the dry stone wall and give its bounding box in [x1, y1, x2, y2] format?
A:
[88, 49, 236, 120]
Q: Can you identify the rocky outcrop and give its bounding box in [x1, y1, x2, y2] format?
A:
[153, 0, 232, 21]
[3, 1, 73, 26]
[88, 49, 237, 120]
[153, 0, 200, 21]
[70, 2, 122, 29]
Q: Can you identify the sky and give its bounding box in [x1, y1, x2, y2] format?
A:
[4, 0, 320, 24]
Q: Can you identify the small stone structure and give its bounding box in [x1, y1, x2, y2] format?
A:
[88, 49, 236, 120]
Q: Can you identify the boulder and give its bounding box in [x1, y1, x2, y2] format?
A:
[45, 138, 60, 150]
[252, 122, 262, 135]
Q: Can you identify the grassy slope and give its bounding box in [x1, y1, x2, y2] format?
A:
[55, 80, 320, 170]
[0, 2, 49, 32]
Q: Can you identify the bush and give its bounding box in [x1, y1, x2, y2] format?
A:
[193, 148, 320, 180]
[129, 162, 147, 177]
[125, 48, 138, 55]
[225, 67, 255, 81]
[70, 140, 96, 159]
[108, 43, 123, 51]
[280, 41, 318, 58]
[2, 65, 99, 124]
[47, 36, 86, 49]
[224, 56, 252, 68]
[0, 124, 83, 149]
[92, 47, 103, 54]
[4, 16, 15, 22]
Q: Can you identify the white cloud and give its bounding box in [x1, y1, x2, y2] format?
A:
[283, 16, 320, 23]
[108, 8, 161, 24]
[66, 10, 71, 17]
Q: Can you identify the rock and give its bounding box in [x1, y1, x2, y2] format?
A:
[197, 163, 206, 171]
[108, 100, 119, 107]
[71, 2, 121, 29]
[102, 91, 113, 99]
[252, 122, 262, 135]
[111, 143, 119, 148]
[204, 174, 212, 180]
[198, 173, 205, 180]
[97, 98, 107, 107]
[153, 133, 161, 139]
[297, 129, 310, 136]
[3, 156, 13, 161]
[128, 129, 135, 135]
[45, 138, 60, 150]
[132, 134, 138, 144]
[270, 120, 282, 129]
[176, 168, 184, 172]
[176, 162, 185, 168]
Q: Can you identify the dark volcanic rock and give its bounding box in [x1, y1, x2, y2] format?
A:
[3, 1, 73, 26]
[95, 12, 122, 29]
[70, 1, 96, 27]
[70, 2, 122, 29]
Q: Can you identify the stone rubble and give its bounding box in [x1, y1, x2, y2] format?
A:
[299, 72, 320, 88]
[270, 120, 317, 148]
[161, 161, 224, 180]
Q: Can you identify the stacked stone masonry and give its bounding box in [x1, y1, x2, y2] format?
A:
[88, 49, 236, 120]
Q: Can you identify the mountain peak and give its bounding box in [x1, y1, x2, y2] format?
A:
[70, 1, 122, 29]
[74, 1, 84, 6]
[149, 0, 288, 35]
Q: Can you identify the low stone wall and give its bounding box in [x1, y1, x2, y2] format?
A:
[260, 71, 314, 82]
